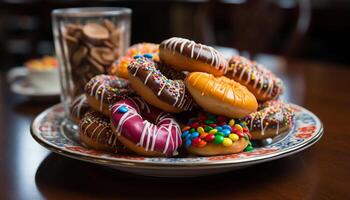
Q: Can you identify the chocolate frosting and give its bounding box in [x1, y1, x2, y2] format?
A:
[79, 111, 118, 148]
[227, 56, 284, 99]
[160, 37, 228, 73]
[128, 57, 193, 111]
[84, 74, 133, 108]
[244, 100, 294, 133]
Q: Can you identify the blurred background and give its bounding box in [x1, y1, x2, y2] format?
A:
[0, 0, 349, 71]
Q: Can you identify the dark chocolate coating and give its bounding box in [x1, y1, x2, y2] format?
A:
[128, 57, 193, 111]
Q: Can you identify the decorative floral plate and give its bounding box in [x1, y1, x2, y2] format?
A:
[31, 103, 323, 177]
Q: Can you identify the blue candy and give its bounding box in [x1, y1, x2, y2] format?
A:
[143, 53, 153, 59]
[133, 55, 143, 59]
[181, 130, 190, 139]
[222, 125, 232, 130]
[118, 106, 128, 113]
[239, 122, 246, 128]
[185, 139, 192, 147]
[222, 129, 231, 136]
[190, 132, 200, 139]
[185, 134, 191, 141]
[216, 126, 223, 131]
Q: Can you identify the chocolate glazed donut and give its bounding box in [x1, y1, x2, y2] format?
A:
[244, 100, 294, 140]
[79, 111, 127, 153]
[127, 56, 193, 113]
[159, 37, 228, 76]
[226, 56, 284, 101]
[84, 74, 132, 116]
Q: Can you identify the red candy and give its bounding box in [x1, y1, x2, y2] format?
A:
[243, 127, 249, 132]
[209, 123, 217, 127]
[218, 121, 227, 126]
[192, 137, 202, 146]
[205, 134, 215, 142]
[191, 122, 199, 129]
[245, 132, 252, 139]
[235, 131, 245, 137]
[217, 116, 227, 122]
[198, 113, 207, 121]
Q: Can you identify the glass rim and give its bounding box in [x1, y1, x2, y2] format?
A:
[52, 7, 132, 17]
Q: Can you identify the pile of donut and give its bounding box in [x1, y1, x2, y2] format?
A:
[70, 37, 294, 157]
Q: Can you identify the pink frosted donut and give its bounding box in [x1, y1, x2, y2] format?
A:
[110, 97, 182, 157]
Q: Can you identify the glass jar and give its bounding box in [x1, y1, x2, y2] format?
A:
[52, 7, 131, 130]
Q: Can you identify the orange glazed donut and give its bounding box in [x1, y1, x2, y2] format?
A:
[226, 56, 284, 101]
[185, 72, 258, 118]
[127, 56, 193, 113]
[79, 111, 126, 153]
[159, 37, 228, 76]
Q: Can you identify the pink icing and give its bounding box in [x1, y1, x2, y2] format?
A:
[110, 97, 182, 156]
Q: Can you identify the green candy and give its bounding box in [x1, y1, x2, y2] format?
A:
[208, 115, 216, 120]
[204, 126, 213, 132]
[204, 120, 214, 124]
[214, 135, 224, 144]
[244, 134, 249, 140]
[190, 128, 195, 133]
[216, 132, 225, 137]
[244, 145, 254, 152]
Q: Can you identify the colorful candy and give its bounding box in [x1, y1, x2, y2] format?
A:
[214, 135, 224, 144]
[229, 133, 239, 141]
[181, 112, 253, 150]
[209, 129, 218, 134]
[222, 138, 233, 147]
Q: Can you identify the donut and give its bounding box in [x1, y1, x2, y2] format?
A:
[108, 43, 159, 79]
[70, 94, 91, 124]
[127, 56, 193, 113]
[181, 112, 253, 156]
[84, 74, 132, 116]
[79, 111, 125, 153]
[185, 72, 258, 118]
[126, 43, 159, 61]
[226, 56, 284, 101]
[157, 63, 187, 80]
[244, 100, 294, 140]
[110, 97, 182, 157]
[159, 37, 228, 76]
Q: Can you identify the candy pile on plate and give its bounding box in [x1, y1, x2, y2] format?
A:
[70, 37, 294, 157]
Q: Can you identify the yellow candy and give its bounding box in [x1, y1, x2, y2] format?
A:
[235, 124, 243, 132]
[229, 119, 235, 126]
[209, 129, 218, 134]
[229, 134, 239, 142]
[197, 127, 204, 133]
[222, 138, 233, 147]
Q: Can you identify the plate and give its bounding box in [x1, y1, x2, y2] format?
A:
[31, 103, 323, 177]
[7, 67, 60, 98]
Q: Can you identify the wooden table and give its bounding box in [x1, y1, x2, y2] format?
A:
[1, 58, 349, 200]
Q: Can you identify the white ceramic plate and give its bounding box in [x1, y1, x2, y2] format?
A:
[7, 67, 60, 98]
[31, 103, 323, 177]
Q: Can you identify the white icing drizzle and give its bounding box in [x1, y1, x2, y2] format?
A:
[248, 101, 291, 136]
[230, 57, 282, 98]
[163, 37, 228, 73]
[71, 95, 88, 119]
[80, 115, 117, 149]
[111, 100, 181, 155]
[128, 59, 193, 110]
